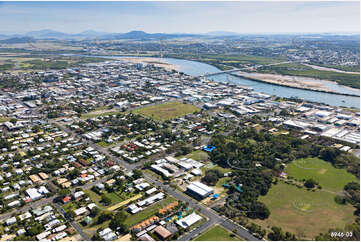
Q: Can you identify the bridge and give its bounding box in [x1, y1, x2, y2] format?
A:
[197, 68, 243, 78]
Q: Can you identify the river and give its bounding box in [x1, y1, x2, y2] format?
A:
[65, 54, 360, 109]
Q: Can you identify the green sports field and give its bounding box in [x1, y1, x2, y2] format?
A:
[257, 181, 356, 240]
[132, 102, 200, 121]
[285, 157, 358, 192]
[194, 225, 242, 241]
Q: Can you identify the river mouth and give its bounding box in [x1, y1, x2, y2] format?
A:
[62, 54, 360, 109]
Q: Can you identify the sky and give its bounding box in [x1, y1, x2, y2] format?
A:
[0, 1, 359, 34]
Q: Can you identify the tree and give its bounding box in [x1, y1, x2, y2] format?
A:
[304, 178, 318, 189]
[27, 223, 43, 236]
[268, 226, 296, 241]
[59, 188, 71, 198]
[109, 211, 128, 231]
[180, 145, 192, 155]
[90, 207, 100, 217]
[133, 169, 143, 179]
[334, 195, 347, 205]
[201, 169, 222, 186]
[279, 109, 289, 116]
[32, 125, 41, 133]
[100, 194, 111, 206]
[67, 210, 76, 219]
[91, 233, 102, 241]
[248, 202, 270, 220]
[143, 161, 152, 169]
[68, 168, 80, 180]
[320, 147, 339, 164]
[10, 118, 17, 124]
[97, 211, 112, 224]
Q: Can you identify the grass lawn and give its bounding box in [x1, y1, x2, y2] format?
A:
[201, 164, 232, 175]
[216, 177, 232, 188]
[177, 150, 209, 162]
[123, 197, 177, 227]
[96, 141, 111, 147]
[105, 192, 124, 204]
[62, 201, 78, 213]
[107, 193, 142, 211]
[194, 225, 242, 241]
[256, 181, 356, 240]
[132, 102, 200, 121]
[285, 157, 358, 193]
[81, 110, 123, 119]
[84, 189, 125, 208]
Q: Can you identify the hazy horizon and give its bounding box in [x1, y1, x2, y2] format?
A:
[0, 1, 360, 34]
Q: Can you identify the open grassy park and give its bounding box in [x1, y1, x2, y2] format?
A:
[256, 158, 358, 239]
[194, 225, 242, 241]
[84, 189, 136, 209]
[132, 102, 200, 121]
[80, 108, 124, 119]
[257, 181, 356, 239]
[176, 150, 209, 162]
[285, 157, 358, 192]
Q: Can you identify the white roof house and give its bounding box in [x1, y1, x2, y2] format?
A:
[7, 200, 21, 208]
[137, 192, 164, 207]
[87, 203, 97, 211]
[52, 224, 67, 233]
[38, 186, 49, 195]
[186, 182, 214, 198]
[128, 204, 142, 214]
[36, 231, 51, 241]
[6, 217, 17, 226]
[53, 231, 67, 241]
[151, 164, 172, 177]
[165, 156, 179, 163]
[99, 228, 113, 237]
[26, 188, 42, 201]
[103, 232, 117, 241]
[190, 169, 202, 176]
[176, 213, 202, 228]
[135, 182, 150, 191]
[74, 207, 88, 216]
[178, 162, 193, 170]
[145, 187, 157, 195]
[44, 219, 61, 231]
[19, 212, 32, 221]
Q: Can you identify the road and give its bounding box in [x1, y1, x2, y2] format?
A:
[0, 195, 56, 221]
[143, 173, 258, 241]
[51, 120, 258, 241]
[0, 175, 110, 240]
[53, 203, 91, 241]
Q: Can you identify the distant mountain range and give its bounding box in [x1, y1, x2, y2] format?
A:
[204, 31, 241, 36]
[0, 29, 203, 41]
[0, 29, 358, 42]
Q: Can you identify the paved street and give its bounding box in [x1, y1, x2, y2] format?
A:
[51, 120, 259, 241]
[53, 203, 91, 241]
[0, 175, 110, 240]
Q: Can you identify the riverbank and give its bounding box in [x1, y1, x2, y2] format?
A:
[59, 53, 360, 108]
[303, 63, 360, 75]
[113, 57, 179, 71]
[126, 56, 359, 97]
[231, 72, 360, 97]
